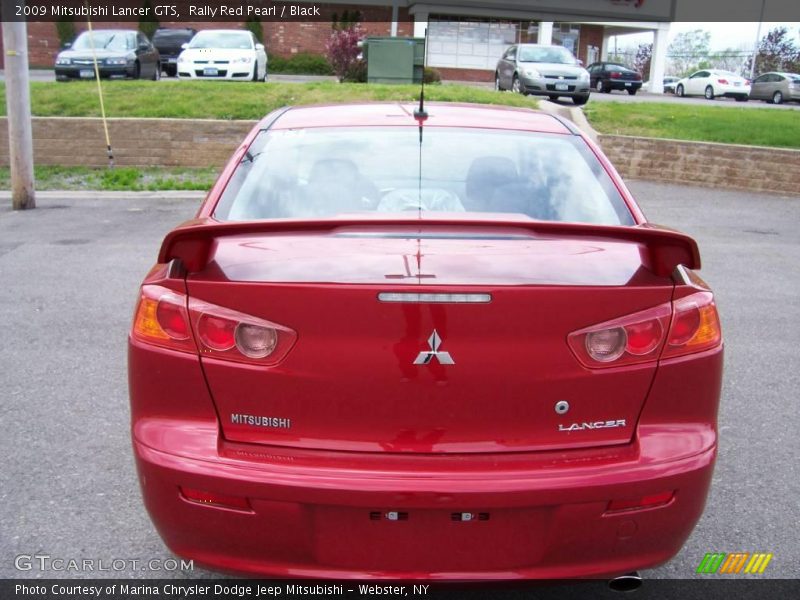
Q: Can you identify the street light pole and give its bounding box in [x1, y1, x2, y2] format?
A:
[2, 5, 36, 210]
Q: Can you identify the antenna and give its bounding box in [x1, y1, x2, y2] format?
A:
[413, 27, 429, 124]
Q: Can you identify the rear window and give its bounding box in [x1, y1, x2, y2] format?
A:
[214, 127, 633, 226]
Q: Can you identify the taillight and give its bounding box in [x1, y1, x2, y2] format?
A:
[132, 284, 296, 365]
[718, 78, 729, 84]
[662, 292, 721, 358]
[568, 303, 671, 368]
[610, 71, 621, 79]
[132, 285, 194, 353]
[190, 298, 295, 366]
[568, 291, 721, 368]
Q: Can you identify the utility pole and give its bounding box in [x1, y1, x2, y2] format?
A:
[2, 3, 36, 210]
[749, 0, 766, 81]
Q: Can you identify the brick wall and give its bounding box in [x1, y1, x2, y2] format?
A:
[599, 134, 800, 195]
[0, 117, 256, 167]
[2, 117, 798, 196]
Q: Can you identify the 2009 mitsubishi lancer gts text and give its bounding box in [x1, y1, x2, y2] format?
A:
[128, 102, 723, 579]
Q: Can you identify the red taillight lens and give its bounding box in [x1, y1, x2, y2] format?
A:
[568, 303, 671, 368]
[189, 298, 296, 366]
[132, 286, 194, 353]
[132, 284, 296, 365]
[663, 291, 721, 358]
[568, 291, 721, 368]
[718, 78, 729, 84]
[197, 314, 237, 351]
[610, 71, 621, 79]
[606, 491, 674, 513]
[180, 487, 251, 511]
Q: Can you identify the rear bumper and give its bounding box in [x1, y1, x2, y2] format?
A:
[134, 422, 716, 579]
[603, 80, 642, 92]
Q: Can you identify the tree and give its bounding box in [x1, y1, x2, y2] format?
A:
[245, 15, 264, 44]
[138, 0, 159, 40]
[746, 26, 800, 76]
[707, 45, 749, 75]
[325, 24, 365, 82]
[55, 17, 76, 48]
[634, 43, 652, 78]
[667, 29, 711, 76]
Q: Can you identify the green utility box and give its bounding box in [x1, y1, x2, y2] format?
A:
[364, 36, 426, 84]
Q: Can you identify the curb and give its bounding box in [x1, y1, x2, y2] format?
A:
[0, 190, 207, 200]
[537, 100, 599, 142]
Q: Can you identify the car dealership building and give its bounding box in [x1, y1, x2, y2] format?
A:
[4, 0, 674, 92]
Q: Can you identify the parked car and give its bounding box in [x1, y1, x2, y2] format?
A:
[129, 102, 723, 579]
[177, 29, 267, 81]
[586, 61, 642, 95]
[152, 27, 196, 77]
[662, 76, 680, 94]
[495, 44, 590, 105]
[54, 29, 160, 81]
[674, 69, 750, 101]
[749, 71, 800, 104]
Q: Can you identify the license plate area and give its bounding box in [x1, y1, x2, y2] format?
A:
[203, 67, 219, 76]
[312, 506, 549, 571]
[625, 82, 632, 86]
[555, 83, 569, 91]
[79, 69, 94, 79]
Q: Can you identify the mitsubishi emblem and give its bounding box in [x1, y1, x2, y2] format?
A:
[413, 330, 455, 365]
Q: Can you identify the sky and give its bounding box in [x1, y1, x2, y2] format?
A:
[612, 21, 800, 52]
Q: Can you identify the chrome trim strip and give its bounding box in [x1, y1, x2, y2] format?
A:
[378, 292, 491, 304]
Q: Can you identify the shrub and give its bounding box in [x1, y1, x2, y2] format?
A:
[423, 67, 442, 84]
[344, 59, 367, 83]
[245, 16, 264, 44]
[325, 26, 364, 82]
[55, 18, 76, 47]
[269, 53, 333, 75]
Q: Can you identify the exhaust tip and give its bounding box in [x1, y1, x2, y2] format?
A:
[608, 572, 642, 593]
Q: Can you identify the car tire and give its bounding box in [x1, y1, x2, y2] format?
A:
[704, 85, 715, 100]
[165, 66, 177, 77]
[152, 63, 161, 81]
[595, 79, 603, 93]
[511, 74, 523, 95]
[548, 95, 559, 101]
[773, 91, 784, 104]
[494, 72, 502, 92]
[627, 88, 637, 95]
[132, 61, 141, 80]
[676, 84, 685, 97]
[572, 95, 589, 106]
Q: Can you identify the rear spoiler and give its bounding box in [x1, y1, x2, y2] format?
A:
[158, 218, 700, 277]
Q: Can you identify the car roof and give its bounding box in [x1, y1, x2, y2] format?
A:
[265, 103, 574, 135]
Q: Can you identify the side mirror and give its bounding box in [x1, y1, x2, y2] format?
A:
[255, 43, 265, 51]
[139, 42, 150, 51]
[576, 59, 584, 66]
[181, 43, 189, 50]
[62, 42, 72, 50]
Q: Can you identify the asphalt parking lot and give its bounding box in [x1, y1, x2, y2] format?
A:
[0, 182, 798, 587]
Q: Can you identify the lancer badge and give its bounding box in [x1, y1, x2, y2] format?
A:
[413, 330, 455, 365]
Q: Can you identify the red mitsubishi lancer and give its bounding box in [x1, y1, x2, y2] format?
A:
[128, 102, 722, 579]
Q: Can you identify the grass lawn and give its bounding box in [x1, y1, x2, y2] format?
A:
[0, 165, 218, 191]
[583, 101, 800, 149]
[0, 80, 537, 120]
